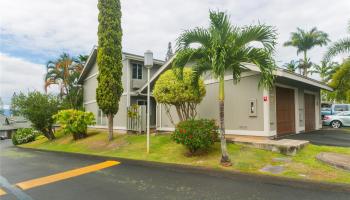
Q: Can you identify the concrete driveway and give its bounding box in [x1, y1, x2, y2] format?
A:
[284, 129, 350, 147]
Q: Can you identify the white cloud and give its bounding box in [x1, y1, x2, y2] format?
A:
[0, 53, 45, 104]
[0, 0, 349, 103]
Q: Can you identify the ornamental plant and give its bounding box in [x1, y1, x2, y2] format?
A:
[153, 68, 206, 124]
[12, 128, 36, 145]
[172, 119, 218, 154]
[96, 0, 123, 141]
[54, 109, 95, 140]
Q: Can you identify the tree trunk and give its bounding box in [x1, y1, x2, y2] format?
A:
[218, 77, 231, 166]
[107, 114, 113, 141]
[303, 51, 308, 76]
[46, 126, 56, 140]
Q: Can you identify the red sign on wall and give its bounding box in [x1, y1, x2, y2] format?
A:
[263, 96, 268, 102]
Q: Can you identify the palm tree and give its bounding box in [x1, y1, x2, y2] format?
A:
[324, 21, 350, 61]
[45, 53, 86, 109]
[174, 11, 277, 165]
[284, 27, 329, 76]
[283, 60, 300, 73]
[309, 60, 338, 82]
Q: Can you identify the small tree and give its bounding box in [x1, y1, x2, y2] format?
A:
[11, 92, 60, 140]
[153, 68, 206, 124]
[329, 59, 350, 103]
[96, 0, 123, 141]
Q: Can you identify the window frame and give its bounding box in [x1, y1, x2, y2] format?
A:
[132, 63, 143, 80]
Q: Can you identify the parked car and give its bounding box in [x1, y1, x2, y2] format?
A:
[323, 111, 350, 128]
[321, 104, 350, 118]
[0, 135, 6, 140]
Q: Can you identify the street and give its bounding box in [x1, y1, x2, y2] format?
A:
[0, 140, 349, 200]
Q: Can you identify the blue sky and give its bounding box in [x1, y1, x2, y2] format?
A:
[0, 0, 349, 106]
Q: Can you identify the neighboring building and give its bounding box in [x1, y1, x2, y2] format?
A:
[0, 115, 31, 139]
[77, 46, 165, 132]
[78, 46, 332, 138]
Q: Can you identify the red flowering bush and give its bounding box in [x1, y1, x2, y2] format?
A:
[172, 119, 218, 154]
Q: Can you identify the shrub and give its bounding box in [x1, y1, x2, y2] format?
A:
[12, 128, 36, 145]
[172, 119, 218, 154]
[54, 109, 95, 140]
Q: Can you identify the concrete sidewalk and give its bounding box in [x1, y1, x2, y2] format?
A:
[226, 135, 309, 155]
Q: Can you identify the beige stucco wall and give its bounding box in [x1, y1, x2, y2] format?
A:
[157, 74, 264, 132]
[83, 59, 127, 130]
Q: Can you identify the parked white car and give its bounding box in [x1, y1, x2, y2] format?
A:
[323, 111, 350, 128]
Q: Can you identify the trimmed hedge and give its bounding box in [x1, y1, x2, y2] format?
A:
[12, 128, 36, 145]
[172, 119, 218, 154]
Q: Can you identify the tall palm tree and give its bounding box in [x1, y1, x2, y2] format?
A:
[309, 60, 338, 82]
[283, 60, 300, 73]
[174, 11, 277, 165]
[284, 27, 329, 76]
[324, 21, 350, 61]
[45, 53, 86, 109]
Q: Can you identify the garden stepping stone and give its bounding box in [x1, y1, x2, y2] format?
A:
[259, 165, 284, 174]
[316, 152, 350, 171]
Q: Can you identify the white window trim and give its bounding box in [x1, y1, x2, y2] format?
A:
[132, 63, 143, 80]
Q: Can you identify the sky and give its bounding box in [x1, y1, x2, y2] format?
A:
[0, 0, 349, 106]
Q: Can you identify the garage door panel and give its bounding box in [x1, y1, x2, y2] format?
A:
[276, 87, 295, 136]
[304, 93, 315, 132]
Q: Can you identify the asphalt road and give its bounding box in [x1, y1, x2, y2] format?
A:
[284, 129, 350, 147]
[0, 140, 349, 200]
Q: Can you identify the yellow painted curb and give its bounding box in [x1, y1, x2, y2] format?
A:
[16, 160, 120, 190]
[0, 188, 7, 196]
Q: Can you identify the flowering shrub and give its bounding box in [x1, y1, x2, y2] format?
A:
[172, 119, 218, 154]
[12, 128, 36, 145]
[54, 109, 95, 140]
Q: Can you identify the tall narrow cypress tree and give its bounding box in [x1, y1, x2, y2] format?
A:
[96, 0, 123, 141]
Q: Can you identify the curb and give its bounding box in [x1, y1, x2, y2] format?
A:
[17, 146, 350, 193]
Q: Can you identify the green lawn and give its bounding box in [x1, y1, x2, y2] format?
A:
[21, 129, 350, 184]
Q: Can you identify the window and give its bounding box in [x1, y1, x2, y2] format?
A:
[137, 100, 147, 106]
[334, 105, 349, 112]
[132, 63, 143, 79]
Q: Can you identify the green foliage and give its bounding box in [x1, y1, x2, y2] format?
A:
[12, 128, 36, 145]
[0, 97, 4, 115]
[153, 68, 206, 121]
[283, 60, 300, 73]
[11, 91, 60, 140]
[329, 59, 350, 103]
[284, 27, 329, 76]
[54, 109, 95, 140]
[324, 20, 350, 61]
[45, 53, 86, 110]
[127, 104, 140, 119]
[172, 119, 218, 154]
[96, 0, 123, 140]
[309, 60, 338, 82]
[174, 10, 277, 162]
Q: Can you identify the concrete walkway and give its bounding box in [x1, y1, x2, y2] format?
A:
[226, 136, 309, 155]
[317, 152, 350, 171]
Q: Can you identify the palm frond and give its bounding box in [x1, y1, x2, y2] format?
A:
[244, 48, 276, 88]
[236, 24, 277, 52]
[323, 38, 350, 61]
[176, 27, 211, 50]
